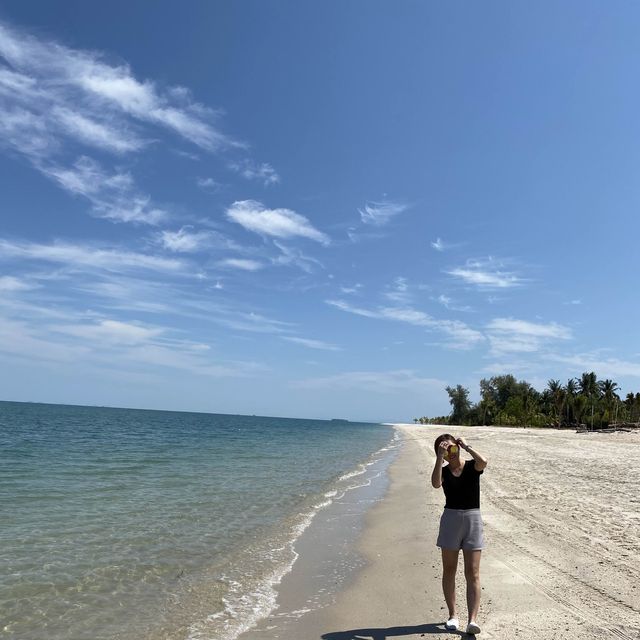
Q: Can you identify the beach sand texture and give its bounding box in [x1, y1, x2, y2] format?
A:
[248, 424, 640, 639]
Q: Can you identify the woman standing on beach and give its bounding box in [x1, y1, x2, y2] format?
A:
[431, 434, 488, 636]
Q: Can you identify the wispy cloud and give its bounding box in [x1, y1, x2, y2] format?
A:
[41, 156, 167, 225]
[217, 258, 264, 271]
[0, 238, 185, 273]
[226, 200, 329, 245]
[282, 336, 341, 351]
[546, 352, 640, 379]
[487, 318, 571, 339]
[229, 159, 280, 186]
[271, 241, 324, 273]
[0, 21, 238, 152]
[434, 294, 473, 312]
[486, 317, 572, 355]
[293, 369, 444, 394]
[0, 20, 259, 230]
[446, 258, 525, 289]
[358, 200, 409, 226]
[0, 275, 37, 291]
[326, 299, 485, 350]
[431, 237, 445, 251]
[340, 283, 363, 295]
[384, 277, 411, 304]
[157, 226, 215, 253]
[196, 177, 222, 192]
[52, 318, 164, 345]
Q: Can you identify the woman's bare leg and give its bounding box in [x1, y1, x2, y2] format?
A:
[441, 548, 459, 618]
[463, 549, 482, 623]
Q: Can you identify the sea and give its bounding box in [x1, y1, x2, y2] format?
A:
[0, 401, 398, 640]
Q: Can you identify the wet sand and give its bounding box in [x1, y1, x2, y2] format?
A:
[244, 424, 640, 639]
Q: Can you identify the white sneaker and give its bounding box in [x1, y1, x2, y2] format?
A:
[466, 621, 481, 634]
[445, 617, 459, 630]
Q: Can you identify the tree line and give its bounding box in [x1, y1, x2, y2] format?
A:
[414, 372, 640, 429]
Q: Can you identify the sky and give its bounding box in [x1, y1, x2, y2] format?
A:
[2, 1, 640, 422]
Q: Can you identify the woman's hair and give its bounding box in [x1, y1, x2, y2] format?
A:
[434, 433, 456, 455]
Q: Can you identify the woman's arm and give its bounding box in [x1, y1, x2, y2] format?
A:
[431, 441, 449, 488]
[457, 437, 488, 472]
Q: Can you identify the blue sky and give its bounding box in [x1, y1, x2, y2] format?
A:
[2, 1, 640, 422]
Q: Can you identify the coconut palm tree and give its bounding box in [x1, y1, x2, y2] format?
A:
[598, 379, 620, 425]
[565, 378, 578, 425]
[546, 379, 565, 427]
[579, 372, 600, 429]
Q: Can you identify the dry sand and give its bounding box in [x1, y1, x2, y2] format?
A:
[246, 423, 640, 639]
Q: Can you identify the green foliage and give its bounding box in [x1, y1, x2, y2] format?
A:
[420, 371, 639, 430]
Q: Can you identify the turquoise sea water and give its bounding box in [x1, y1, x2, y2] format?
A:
[0, 401, 395, 640]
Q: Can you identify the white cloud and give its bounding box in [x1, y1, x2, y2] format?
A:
[229, 159, 280, 186]
[0, 275, 36, 291]
[226, 200, 329, 244]
[486, 317, 572, 355]
[196, 177, 222, 191]
[0, 106, 54, 157]
[487, 318, 571, 340]
[53, 319, 164, 345]
[446, 258, 524, 289]
[479, 361, 538, 375]
[546, 353, 640, 379]
[384, 276, 411, 304]
[326, 299, 485, 350]
[208, 310, 293, 334]
[293, 369, 444, 394]
[271, 241, 324, 273]
[0, 21, 259, 229]
[340, 283, 362, 295]
[0, 21, 237, 152]
[51, 106, 144, 153]
[431, 237, 445, 251]
[325, 299, 379, 319]
[0, 238, 185, 273]
[0, 316, 89, 363]
[283, 336, 341, 351]
[158, 227, 213, 253]
[217, 258, 264, 271]
[358, 200, 408, 226]
[39, 156, 167, 225]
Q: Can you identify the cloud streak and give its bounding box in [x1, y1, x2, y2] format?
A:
[486, 317, 572, 355]
[0, 238, 185, 273]
[0, 21, 238, 152]
[283, 336, 341, 351]
[326, 299, 485, 350]
[358, 200, 408, 226]
[229, 159, 280, 186]
[226, 200, 329, 245]
[446, 258, 525, 289]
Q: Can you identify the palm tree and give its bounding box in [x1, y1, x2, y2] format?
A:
[598, 379, 620, 425]
[579, 372, 600, 429]
[565, 378, 578, 424]
[547, 379, 565, 427]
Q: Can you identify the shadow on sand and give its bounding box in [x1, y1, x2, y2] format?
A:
[322, 622, 467, 639]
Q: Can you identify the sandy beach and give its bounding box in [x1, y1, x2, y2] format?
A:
[244, 423, 640, 639]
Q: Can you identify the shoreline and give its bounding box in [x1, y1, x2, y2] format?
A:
[240, 423, 640, 639]
[232, 426, 401, 640]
